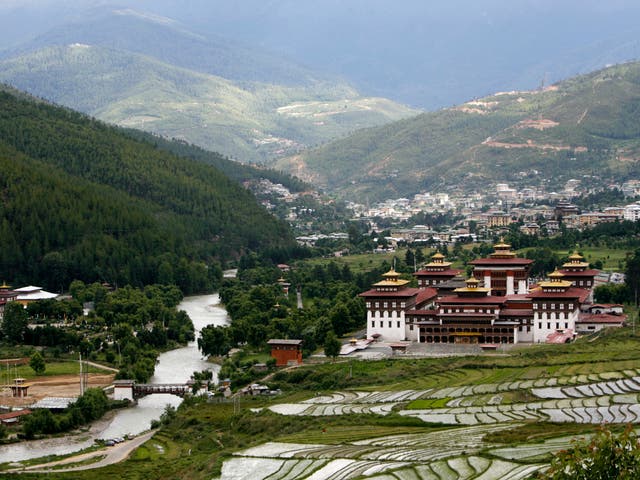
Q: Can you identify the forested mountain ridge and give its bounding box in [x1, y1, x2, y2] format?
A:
[0, 9, 417, 163]
[0, 88, 296, 293]
[276, 61, 640, 201]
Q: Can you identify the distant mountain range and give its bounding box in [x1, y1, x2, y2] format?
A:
[0, 85, 296, 292]
[275, 62, 640, 201]
[0, 8, 416, 164]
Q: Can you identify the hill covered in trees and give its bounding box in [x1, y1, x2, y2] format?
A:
[277, 61, 640, 201]
[0, 87, 297, 293]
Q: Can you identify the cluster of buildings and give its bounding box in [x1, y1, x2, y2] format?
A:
[360, 242, 626, 346]
[0, 284, 58, 319]
[349, 179, 640, 239]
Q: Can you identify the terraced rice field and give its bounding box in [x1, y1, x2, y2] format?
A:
[266, 369, 640, 425]
[216, 366, 640, 479]
[216, 425, 549, 480]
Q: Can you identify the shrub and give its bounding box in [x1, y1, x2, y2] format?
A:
[539, 425, 640, 480]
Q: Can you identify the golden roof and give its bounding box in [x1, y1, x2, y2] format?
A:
[431, 253, 445, 259]
[538, 269, 572, 288]
[563, 251, 589, 268]
[454, 277, 490, 293]
[374, 268, 409, 287]
[381, 268, 399, 278]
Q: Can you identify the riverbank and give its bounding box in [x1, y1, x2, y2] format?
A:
[4, 430, 156, 474]
[0, 293, 229, 464]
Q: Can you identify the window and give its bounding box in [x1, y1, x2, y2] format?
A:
[397, 321, 400, 328]
[366, 302, 371, 308]
[547, 322, 550, 329]
[538, 322, 542, 329]
[388, 321, 392, 328]
[383, 302, 388, 308]
[533, 304, 538, 309]
[371, 321, 374, 327]
[375, 302, 379, 308]
[409, 324, 414, 331]
[559, 303, 564, 310]
[527, 326, 531, 332]
[380, 321, 383, 328]
[565, 322, 568, 329]
[555, 322, 559, 329]
[551, 303, 555, 310]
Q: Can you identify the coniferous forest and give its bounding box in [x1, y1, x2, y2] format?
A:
[0, 87, 297, 294]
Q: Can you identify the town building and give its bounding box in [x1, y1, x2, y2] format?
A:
[14, 286, 58, 306]
[624, 204, 640, 221]
[0, 284, 17, 319]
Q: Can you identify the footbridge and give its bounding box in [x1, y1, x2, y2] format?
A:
[112, 380, 191, 401]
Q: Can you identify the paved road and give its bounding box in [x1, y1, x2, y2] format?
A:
[7, 430, 156, 473]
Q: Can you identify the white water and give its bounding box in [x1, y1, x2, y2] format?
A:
[0, 292, 229, 463]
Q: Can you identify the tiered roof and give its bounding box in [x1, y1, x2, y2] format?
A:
[469, 241, 533, 267]
[360, 268, 421, 298]
[415, 253, 462, 277]
[529, 270, 590, 301]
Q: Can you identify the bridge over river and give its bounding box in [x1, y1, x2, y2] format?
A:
[113, 380, 191, 400]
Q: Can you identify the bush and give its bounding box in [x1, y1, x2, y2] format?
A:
[539, 425, 640, 479]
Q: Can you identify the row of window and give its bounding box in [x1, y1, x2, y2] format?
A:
[538, 322, 570, 330]
[533, 303, 574, 310]
[536, 312, 569, 320]
[366, 301, 407, 308]
[371, 320, 402, 329]
[440, 307, 498, 314]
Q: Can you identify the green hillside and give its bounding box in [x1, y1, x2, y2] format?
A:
[277, 62, 640, 201]
[0, 43, 416, 164]
[0, 87, 295, 293]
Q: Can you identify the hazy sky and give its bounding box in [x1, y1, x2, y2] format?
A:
[2, 0, 640, 107]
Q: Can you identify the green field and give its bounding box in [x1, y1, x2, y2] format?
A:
[0, 360, 104, 381]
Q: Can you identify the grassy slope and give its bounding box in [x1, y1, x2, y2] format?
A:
[280, 62, 640, 201]
[0, 45, 417, 164]
[6, 328, 638, 479]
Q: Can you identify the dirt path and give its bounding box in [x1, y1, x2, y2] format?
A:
[6, 430, 156, 473]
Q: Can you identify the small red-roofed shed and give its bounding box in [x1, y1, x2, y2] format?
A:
[267, 339, 303, 366]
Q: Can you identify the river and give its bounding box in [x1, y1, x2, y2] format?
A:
[0, 292, 230, 463]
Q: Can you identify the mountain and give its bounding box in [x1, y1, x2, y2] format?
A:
[0, 86, 297, 293]
[0, 9, 417, 163]
[275, 62, 640, 201]
[122, 0, 640, 109]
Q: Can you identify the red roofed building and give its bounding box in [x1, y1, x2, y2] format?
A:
[576, 313, 627, 333]
[414, 253, 462, 288]
[360, 269, 434, 342]
[360, 244, 604, 346]
[528, 270, 589, 343]
[0, 283, 17, 320]
[558, 252, 598, 296]
[469, 241, 533, 296]
[267, 339, 303, 366]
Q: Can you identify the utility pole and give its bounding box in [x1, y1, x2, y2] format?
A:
[79, 352, 84, 395]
